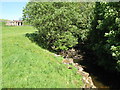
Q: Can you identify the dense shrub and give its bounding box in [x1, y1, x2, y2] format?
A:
[23, 2, 120, 72]
[23, 2, 93, 51]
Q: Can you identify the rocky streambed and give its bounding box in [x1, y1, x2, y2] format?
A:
[55, 48, 110, 88]
[59, 49, 96, 88]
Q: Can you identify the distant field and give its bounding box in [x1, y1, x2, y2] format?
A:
[2, 26, 83, 88]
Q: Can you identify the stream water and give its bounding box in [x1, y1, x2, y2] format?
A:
[77, 49, 120, 89]
[59, 47, 120, 89]
[81, 63, 120, 89]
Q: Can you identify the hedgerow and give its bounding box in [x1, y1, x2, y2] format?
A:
[23, 2, 93, 51]
[23, 2, 120, 72]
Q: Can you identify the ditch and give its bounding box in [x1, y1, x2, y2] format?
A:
[59, 47, 120, 89]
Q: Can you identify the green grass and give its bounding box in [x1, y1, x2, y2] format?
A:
[2, 26, 83, 88]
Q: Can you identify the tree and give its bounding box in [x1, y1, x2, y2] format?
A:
[23, 2, 94, 51]
[88, 2, 120, 71]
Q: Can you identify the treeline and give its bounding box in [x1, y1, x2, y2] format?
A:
[88, 2, 120, 72]
[23, 2, 120, 72]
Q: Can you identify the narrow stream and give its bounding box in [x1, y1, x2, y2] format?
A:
[80, 63, 110, 88]
[90, 75, 109, 88]
[81, 63, 120, 89]
[26, 31, 120, 89]
[60, 47, 120, 89]
[59, 47, 120, 89]
[77, 49, 120, 89]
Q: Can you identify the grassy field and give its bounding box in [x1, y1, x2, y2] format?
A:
[2, 25, 83, 88]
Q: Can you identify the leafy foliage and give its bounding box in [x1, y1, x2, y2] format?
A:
[23, 2, 120, 72]
[88, 2, 120, 71]
[23, 2, 93, 51]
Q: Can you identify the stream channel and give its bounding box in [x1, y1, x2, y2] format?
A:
[77, 49, 120, 89]
[26, 32, 120, 89]
[60, 47, 120, 89]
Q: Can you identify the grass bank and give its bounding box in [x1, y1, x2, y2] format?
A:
[2, 25, 83, 88]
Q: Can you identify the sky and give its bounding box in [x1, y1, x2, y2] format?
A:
[1, 1, 29, 20]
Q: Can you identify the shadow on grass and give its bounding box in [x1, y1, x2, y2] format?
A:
[25, 32, 56, 54]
